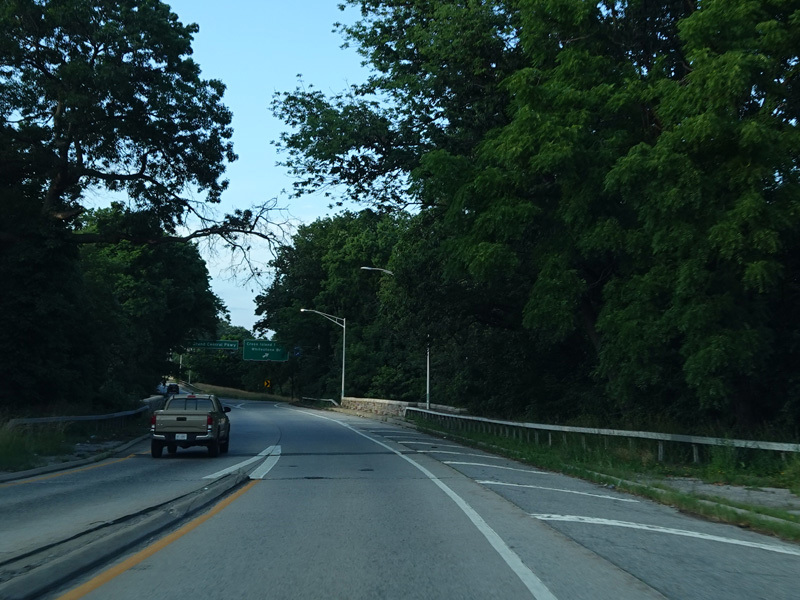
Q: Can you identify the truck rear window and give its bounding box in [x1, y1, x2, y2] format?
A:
[167, 398, 214, 411]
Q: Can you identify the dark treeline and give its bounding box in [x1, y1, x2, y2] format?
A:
[0, 203, 223, 415]
[0, 1, 241, 415]
[258, 0, 800, 437]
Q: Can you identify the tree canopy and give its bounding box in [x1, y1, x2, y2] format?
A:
[1, 0, 283, 255]
[266, 0, 800, 435]
[0, 1, 247, 414]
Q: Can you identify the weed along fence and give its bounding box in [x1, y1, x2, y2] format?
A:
[404, 407, 800, 465]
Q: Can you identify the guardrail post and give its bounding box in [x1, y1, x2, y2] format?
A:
[692, 444, 700, 464]
[548, 432, 552, 447]
[658, 441, 665, 462]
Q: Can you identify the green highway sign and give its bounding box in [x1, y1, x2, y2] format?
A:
[189, 340, 239, 351]
[243, 340, 289, 362]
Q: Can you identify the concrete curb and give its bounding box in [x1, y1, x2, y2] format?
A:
[0, 470, 249, 600]
[0, 435, 150, 484]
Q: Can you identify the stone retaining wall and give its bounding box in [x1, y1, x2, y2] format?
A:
[341, 397, 467, 417]
[342, 397, 410, 417]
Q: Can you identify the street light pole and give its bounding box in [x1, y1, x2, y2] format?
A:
[426, 336, 430, 410]
[300, 308, 346, 401]
[361, 265, 431, 408]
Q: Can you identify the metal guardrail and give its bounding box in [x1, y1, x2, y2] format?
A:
[302, 397, 339, 406]
[405, 407, 800, 462]
[4, 396, 163, 429]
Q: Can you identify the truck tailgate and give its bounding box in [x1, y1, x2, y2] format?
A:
[154, 412, 208, 433]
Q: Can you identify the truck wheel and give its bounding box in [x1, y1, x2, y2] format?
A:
[167, 444, 177, 455]
[151, 441, 163, 458]
[208, 439, 220, 457]
[220, 438, 229, 453]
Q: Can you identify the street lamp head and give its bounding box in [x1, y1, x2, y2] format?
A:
[300, 308, 307, 312]
[360, 266, 394, 276]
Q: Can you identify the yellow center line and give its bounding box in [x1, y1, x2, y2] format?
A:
[0, 455, 138, 488]
[56, 479, 260, 600]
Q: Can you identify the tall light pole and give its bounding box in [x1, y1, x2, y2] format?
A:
[300, 308, 346, 401]
[360, 265, 431, 409]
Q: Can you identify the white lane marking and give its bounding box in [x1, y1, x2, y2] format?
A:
[445, 461, 550, 474]
[417, 450, 506, 460]
[250, 446, 282, 479]
[399, 441, 466, 449]
[532, 515, 800, 557]
[203, 445, 276, 480]
[479, 481, 639, 503]
[291, 407, 557, 600]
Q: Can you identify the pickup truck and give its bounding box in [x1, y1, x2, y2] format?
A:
[150, 394, 231, 458]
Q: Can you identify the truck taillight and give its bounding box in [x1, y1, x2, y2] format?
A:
[207, 415, 213, 426]
[150, 414, 156, 425]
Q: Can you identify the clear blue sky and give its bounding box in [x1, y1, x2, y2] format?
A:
[165, 1, 369, 330]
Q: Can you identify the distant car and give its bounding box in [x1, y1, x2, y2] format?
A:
[166, 383, 180, 395]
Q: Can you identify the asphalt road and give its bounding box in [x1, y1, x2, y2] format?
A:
[3, 401, 798, 599]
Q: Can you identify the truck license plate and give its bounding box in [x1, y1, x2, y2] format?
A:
[175, 434, 187, 441]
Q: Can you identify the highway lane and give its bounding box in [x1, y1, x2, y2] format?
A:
[48, 402, 798, 600]
[56, 404, 664, 600]
[0, 399, 280, 561]
[386, 432, 800, 600]
[11, 402, 799, 599]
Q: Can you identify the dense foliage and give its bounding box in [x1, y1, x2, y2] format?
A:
[264, 0, 800, 436]
[1, 1, 236, 414]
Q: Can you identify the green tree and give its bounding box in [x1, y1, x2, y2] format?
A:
[272, 0, 524, 210]
[255, 210, 409, 400]
[2, 0, 231, 231]
[185, 322, 254, 389]
[0, 0, 278, 415]
[272, 0, 800, 434]
[602, 0, 800, 428]
[79, 205, 223, 404]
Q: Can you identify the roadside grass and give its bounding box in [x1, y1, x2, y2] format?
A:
[0, 416, 148, 473]
[189, 382, 291, 402]
[409, 416, 800, 543]
[0, 424, 72, 471]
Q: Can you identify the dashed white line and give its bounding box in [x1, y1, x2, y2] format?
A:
[417, 450, 507, 459]
[203, 445, 276, 480]
[399, 441, 469, 449]
[479, 481, 638, 503]
[250, 445, 282, 479]
[532, 515, 800, 557]
[445, 461, 549, 474]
